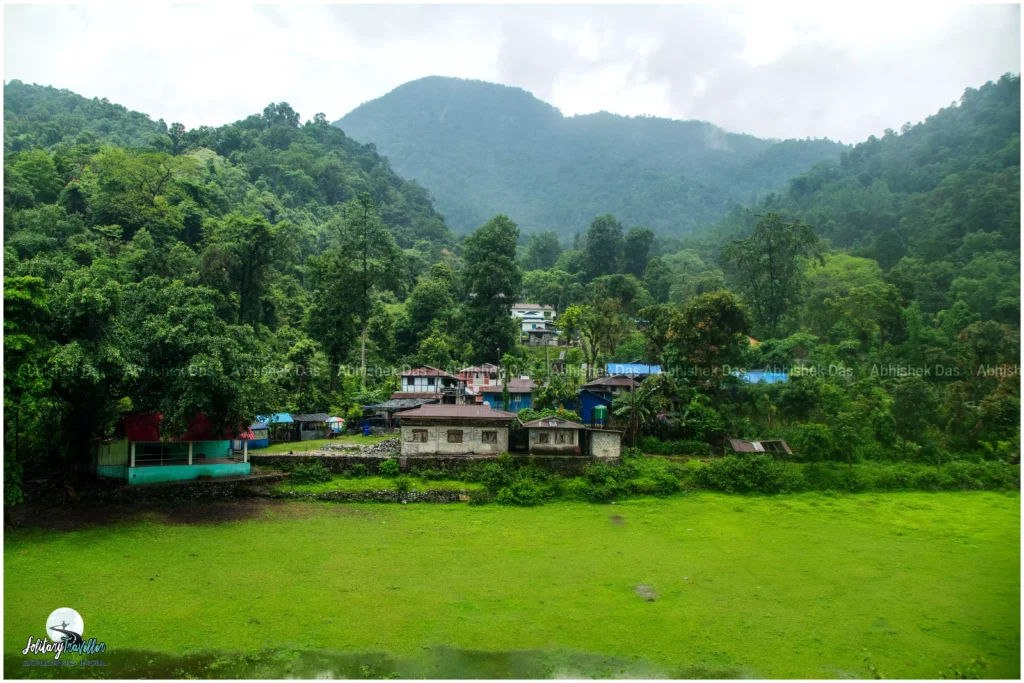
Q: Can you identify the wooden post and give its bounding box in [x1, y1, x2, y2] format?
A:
[188, 442, 193, 465]
[130, 442, 135, 468]
[243, 440, 248, 463]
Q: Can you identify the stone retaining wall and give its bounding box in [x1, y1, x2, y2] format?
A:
[70, 472, 288, 504]
[248, 452, 617, 477]
[269, 489, 470, 504]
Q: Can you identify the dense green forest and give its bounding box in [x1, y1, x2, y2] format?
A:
[3, 74, 1020, 506]
[336, 76, 846, 236]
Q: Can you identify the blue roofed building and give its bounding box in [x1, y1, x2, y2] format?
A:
[733, 369, 789, 384]
[606, 363, 662, 378]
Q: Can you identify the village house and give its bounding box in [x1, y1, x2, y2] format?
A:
[521, 416, 584, 454]
[456, 364, 500, 391]
[94, 413, 253, 485]
[393, 404, 519, 456]
[392, 366, 468, 404]
[291, 413, 330, 440]
[525, 328, 559, 346]
[578, 375, 639, 423]
[480, 377, 536, 412]
[511, 303, 555, 321]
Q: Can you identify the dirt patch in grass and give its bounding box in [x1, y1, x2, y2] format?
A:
[609, 514, 625, 525]
[634, 583, 659, 601]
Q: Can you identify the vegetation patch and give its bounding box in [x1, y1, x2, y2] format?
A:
[4, 494, 1018, 678]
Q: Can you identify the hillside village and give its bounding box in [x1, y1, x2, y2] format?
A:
[2, 7, 1021, 680]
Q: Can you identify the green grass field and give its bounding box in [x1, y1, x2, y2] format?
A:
[258, 434, 392, 454]
[4, 492, 1019, 678]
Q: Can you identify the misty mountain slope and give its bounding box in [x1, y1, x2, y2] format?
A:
[336, 76, 847, 236]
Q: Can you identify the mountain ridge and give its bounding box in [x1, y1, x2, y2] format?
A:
[336, 75, 848, 237]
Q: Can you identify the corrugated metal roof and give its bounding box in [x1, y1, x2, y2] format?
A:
[606, 363, 662, 376]
[733, 370, 789, 384]
[480, 378, 537, 394]
[399, 366, 459, 378]
[370, 398, 441, 411]
[521, 416, 586, 430]
[512, 303, 554, 310]
[390, 391, 444, 400]
[393, 404, 519, 421]
[582, 375, 640, 389]
[726, 438, 792, 454]
[290, 413, 330, 422]
[258, 412, 294, 424]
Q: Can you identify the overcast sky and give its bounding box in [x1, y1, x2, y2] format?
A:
[4, 3, 1020, 143]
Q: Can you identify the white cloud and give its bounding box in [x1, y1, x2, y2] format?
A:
[3, 3, 1019, 142]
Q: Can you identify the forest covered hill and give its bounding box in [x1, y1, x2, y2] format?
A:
[3, 75, 1020, 505]
[336, 76, 847, 237]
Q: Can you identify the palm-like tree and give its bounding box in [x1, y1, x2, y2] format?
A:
[612, 381, 658, 447]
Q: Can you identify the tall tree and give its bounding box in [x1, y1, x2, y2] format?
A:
[462, 214, 522, 363]
[335, 194, 404, 383]
[666, 291, 750, 396]
[522, 231, 563, 271]
[623, 226, 655, 278]
[721, 213, 822, 337]
[582, 214, 624, 280]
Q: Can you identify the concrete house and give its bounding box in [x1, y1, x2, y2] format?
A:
[393, 404, 519, 456]
[392, 366, 467, 404]
[480, 377, 536, 413]
[511, 303, 555, 320]
[521, 416, 585, 455]
[94, 413, 252, 485]
[456, 364, 500, 391]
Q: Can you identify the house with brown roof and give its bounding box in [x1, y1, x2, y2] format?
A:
[392, 404, 520, 455]
[521, 416, 584, 455]
[392, 366, 468, 404]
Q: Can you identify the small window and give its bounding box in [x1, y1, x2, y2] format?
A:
[447, 430, 463, 443]
[481, 430, 498, 444]
[538, 433, 550, 444]
[412, 429, 428, 443]
[556, 431, 573, 444]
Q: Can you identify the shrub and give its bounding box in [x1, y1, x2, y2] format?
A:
[693, 455, 799, 494]
[378, 459, 400, 477]
[345, 463, 368, 478]
[874, 465, 917, 490]
[556, 477, 591, 501]
[394, 476, 412, 495]
[495, 478, 550, 506]
[290, 461, 332, 485]
[637, 437, 711, 456]
[791, 423, 834, 462]
[467, 490, 495, 506]
[416, 467, 450, 481]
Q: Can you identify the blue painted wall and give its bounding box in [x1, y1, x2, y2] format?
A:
[127, 462, 251, 485]
[578, 390, 611, 424]
[482, 391, 532, 412]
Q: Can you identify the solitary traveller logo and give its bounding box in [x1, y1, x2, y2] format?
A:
[22, 608, 107, 663]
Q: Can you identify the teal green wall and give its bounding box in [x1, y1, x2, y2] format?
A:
[97, 465, 127, 479]
[127, 462, 250, 485]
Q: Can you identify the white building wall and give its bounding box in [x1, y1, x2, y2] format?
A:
[400, 424, 509, 455]
[589, 430, 622, 460]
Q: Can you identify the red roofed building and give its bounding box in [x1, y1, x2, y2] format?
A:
[95, 413, 254, 485]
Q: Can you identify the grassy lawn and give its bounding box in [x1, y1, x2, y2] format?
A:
[257, 434, 394, 454]
[4, 492, 1019, 678]
[276, 476, 485, 494]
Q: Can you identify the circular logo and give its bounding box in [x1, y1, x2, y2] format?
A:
[46, 607, 84, 644]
